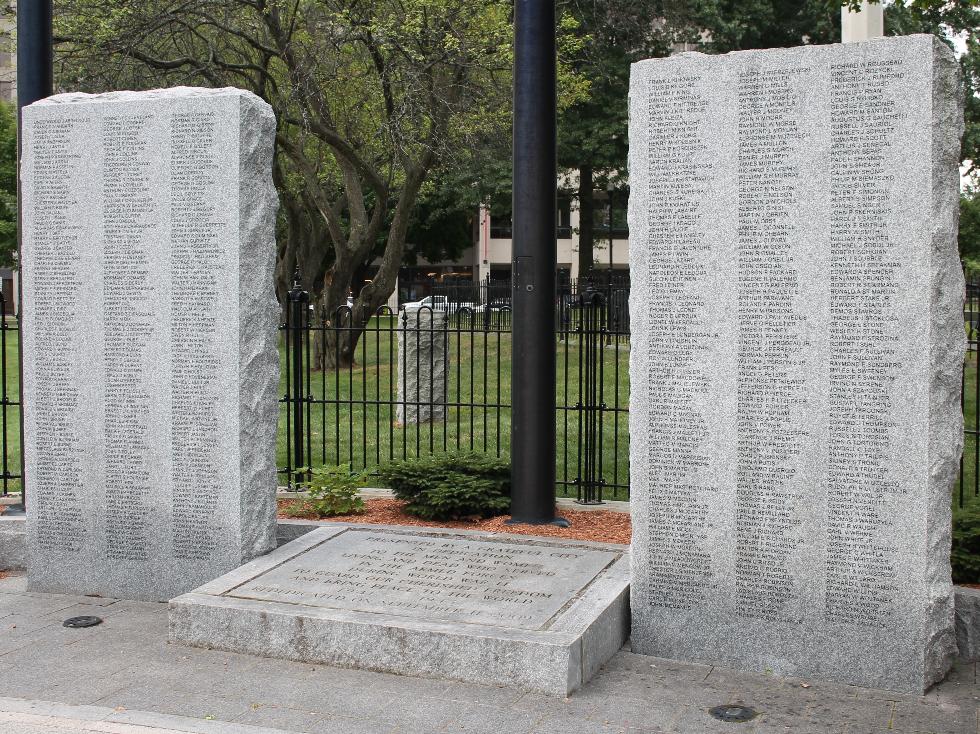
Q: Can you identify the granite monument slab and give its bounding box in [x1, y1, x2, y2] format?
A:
[170, 525, 630, 696]
[628, 35, 963, 693]
[21, 87, 280, 601]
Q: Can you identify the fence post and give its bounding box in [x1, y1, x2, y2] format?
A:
[288, 269, 308, 477]
[577, 287, 606, 505]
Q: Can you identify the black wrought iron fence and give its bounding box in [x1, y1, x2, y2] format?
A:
[281, 274, 631, 502]
[0, 293, 21, 499]
[961, 272, 980, 509]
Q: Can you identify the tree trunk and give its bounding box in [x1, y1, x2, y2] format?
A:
[578, 165, 594, 280]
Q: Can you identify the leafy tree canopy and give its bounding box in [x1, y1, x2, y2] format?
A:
[54, 0, 520, 365]
[0, 100, 15, 269]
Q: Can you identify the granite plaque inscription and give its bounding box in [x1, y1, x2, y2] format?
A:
[230, 529, 619, 630]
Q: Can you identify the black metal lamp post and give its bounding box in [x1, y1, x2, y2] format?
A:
[509, 0, 566, 526]
[607, 183, 614, 275]
[10, 0, 54, 516]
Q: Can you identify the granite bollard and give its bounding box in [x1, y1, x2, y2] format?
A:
[21, 88, 280, 601]
[628, 35, 963, 693]
[397, 308, 448, 424]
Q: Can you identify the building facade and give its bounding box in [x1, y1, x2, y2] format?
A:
[397, 187, 630, 303]
[0, 6, 14, 104]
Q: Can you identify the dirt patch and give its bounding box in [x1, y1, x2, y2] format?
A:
[0, 571, 9, 581]
[278, 497, 632, 545]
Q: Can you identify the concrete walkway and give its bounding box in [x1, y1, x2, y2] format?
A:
[0, 697, 294, 733]
[0, 573, 974, 734]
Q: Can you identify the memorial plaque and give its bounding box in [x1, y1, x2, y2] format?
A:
[229, 529, 618, 629]
[171, 525, 630, 695]
[628, 35, 963, 693]
[21, 88, 280, 601]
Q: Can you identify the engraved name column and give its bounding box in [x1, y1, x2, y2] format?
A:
[630, 72, 715, 611]
[826, 59, 906, 628]
[170, 111, 222, 560]
[734, 68, 808, 624]
[103, 113, 157, 562]
[25, 116, 86, 553]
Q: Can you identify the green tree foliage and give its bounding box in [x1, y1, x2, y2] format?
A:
[884, 0, 980, 175]
[961, 187, 980, 269]
[54, 0, 514, 366]
[557, 0, 680, 275]
[0, 101, 15, 269]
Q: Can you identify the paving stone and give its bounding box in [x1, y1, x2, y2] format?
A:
[231, 705, 327, 734]
[585, 694, 680, 732]
[91, 682, 255, 724]
[0, 586, 971, 734]
[305, 715, 400, 734]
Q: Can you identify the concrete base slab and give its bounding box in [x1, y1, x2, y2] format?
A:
[169, 523, 629, 696]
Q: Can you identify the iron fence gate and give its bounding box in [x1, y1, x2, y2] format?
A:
[280, 274, 631, 502]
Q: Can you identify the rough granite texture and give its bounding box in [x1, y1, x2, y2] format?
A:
[396, 308, 448, 424]
[627, 35, 963, 693]
[169, 524, 630, 696]
[21, 87, 279, 602]
[956, 586, 980, 663]
[0, 516, 26, 572]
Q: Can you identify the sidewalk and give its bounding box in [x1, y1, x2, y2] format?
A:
[0, 572, 974, 734]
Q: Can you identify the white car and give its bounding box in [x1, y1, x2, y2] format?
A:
[401, 295, 478, 315]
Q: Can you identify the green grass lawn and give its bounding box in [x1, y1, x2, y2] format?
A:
[277, 316, 632, 500]
[0, 322, 20, 496]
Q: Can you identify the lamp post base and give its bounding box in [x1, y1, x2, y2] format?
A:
[505, 516, 570, 528]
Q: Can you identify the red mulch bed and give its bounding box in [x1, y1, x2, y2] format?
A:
[278, 497, 632, 545]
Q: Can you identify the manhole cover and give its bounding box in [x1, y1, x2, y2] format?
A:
[63, 616, 103, 629]
[708, 704, 759, 723]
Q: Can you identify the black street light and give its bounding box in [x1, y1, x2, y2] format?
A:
[509, 0, 566, 526]
[11, 0, 54, 515]
[607, 183, 614, 275]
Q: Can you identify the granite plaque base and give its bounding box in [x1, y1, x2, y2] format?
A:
[169, 525, 629, 696]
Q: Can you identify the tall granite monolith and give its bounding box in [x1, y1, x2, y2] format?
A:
[21, 88, 280, 601]
[628, 35, 963, 693]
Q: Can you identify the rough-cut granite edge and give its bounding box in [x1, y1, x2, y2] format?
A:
[631, 32, 938, 69]
[236, 92, 280, 563]
[955, 586, 980, 662]
[0, 517, 26, 572]
[924, 36, 965, 689]
[30, 86, 252, 106]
